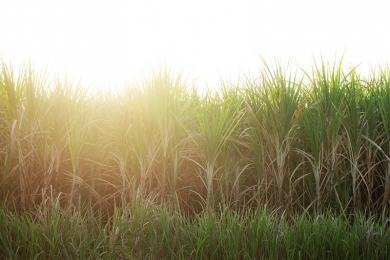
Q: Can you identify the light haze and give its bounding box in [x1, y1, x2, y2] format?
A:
[2, 0, 390, 89]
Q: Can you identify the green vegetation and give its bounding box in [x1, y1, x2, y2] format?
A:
[1, 196, 389, 259]
[1, 57, 390, 258]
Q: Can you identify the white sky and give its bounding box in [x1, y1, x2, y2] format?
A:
[1, 0, 390, 90]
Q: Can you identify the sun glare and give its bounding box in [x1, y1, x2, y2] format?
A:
[2, 0, 390, 90]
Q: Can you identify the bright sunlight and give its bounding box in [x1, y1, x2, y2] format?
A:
[2, 0, 390, 89]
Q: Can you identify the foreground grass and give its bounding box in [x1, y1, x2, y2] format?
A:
[0, 196, 389, 260]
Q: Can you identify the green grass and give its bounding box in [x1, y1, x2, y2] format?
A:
[0, 197, 389, 259]
[1, 56, 390, 258]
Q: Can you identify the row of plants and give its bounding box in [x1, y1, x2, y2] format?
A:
[1, 57, 390, 216]
[1, 196, 389, 259]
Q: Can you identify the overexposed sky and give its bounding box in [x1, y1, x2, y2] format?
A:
[1, 0, 390, 89]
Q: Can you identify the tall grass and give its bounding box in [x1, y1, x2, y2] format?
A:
[2, 57, 390, 216]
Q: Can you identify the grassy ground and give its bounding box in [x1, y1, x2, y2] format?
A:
[1, 196, 389, 259]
